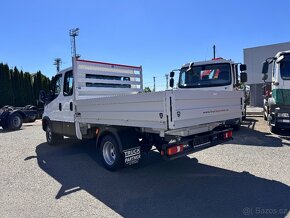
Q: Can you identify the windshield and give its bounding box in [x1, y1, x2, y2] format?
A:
[280, 55, 290, 80]
[179, 63, 231, 88]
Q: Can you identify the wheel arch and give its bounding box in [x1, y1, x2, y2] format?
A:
[96, 126, 141, 152]
[10, 110, 26, 119]
[42, 116, 50, 131]
[96, 127, 123, 152]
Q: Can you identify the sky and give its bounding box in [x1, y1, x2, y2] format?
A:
[1, 0, 290, 90]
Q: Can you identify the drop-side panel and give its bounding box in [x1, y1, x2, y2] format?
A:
[170, 90, 242, 129]
[75, 91, 167, 129]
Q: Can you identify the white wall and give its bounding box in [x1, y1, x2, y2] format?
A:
[244, 42, 290, 85]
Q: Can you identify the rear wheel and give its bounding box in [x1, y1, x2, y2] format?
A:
[28, 116, 37, 123]
[8, 113, 23, 130]
[1, 120, 9, 130]
[46, 124, 63, 145]
[232, 119, 241, 131]
[100, 135, 123, 171]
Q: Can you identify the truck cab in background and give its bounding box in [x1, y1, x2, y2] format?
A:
[173, 58, 248, 128]
[262, 50, 290, 133]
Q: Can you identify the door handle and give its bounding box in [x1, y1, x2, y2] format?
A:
[59, 103, 62, 111]
[70, 102, 73, 111]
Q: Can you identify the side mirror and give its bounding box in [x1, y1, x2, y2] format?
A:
[39, 90, 46, 104]
[240, 64, 247, 72]
[240, 72, 247, 83]
[262, 61, 269, 74]
[170, 71, 175, 78]
[262, 73, 268, 81]
[169, 78, 174, 88]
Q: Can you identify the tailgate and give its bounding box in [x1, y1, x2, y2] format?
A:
[167, 89, 242, 130]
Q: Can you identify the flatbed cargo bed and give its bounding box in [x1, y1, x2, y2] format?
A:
[76, 89, 242, 135]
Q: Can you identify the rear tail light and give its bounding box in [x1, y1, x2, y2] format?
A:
[223, 131, 233, 139]
[167, 145, 184, 156]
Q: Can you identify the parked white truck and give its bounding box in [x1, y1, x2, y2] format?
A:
[40, 57, 245, 171]
[262, 50, 290, 133]
[175, 58, 248, 126]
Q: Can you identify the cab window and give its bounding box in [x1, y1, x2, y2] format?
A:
[52, 74, 62, 96]
[63, 70, 74, 96]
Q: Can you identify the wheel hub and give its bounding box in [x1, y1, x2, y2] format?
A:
[13, 116, 21, 127]
[103, 141, 116, 166]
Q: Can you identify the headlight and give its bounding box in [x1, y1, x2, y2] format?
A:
[277, 113, 289, 118]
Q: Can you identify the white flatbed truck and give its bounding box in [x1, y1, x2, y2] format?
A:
[40, 58, 243, 171]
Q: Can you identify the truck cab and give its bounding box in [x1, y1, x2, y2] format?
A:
[174, 58, 248, 125]
[41, 60, 141, 143]
[41, 68, 75, 140]
[262, 50, 290, 133]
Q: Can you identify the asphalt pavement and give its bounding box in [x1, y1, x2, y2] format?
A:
[0, 118, 289, 218]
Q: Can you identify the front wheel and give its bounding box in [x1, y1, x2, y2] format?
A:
[46, 125, 63, 145]
[100, 135, 123, 171]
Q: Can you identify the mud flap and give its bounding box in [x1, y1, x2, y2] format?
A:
[75, 121, 82, 140]
[123, 147, 141, 165]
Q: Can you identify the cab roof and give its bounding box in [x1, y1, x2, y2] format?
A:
[275, 50, 290, 58]
[182, 58, 235, 68]
[55, 67, 72, 75]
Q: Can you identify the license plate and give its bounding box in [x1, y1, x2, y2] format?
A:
[282, 119, 290, 123]
[193, 137, 210, 147]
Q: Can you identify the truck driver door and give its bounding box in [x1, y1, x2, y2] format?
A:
[61, 70, 75, 136]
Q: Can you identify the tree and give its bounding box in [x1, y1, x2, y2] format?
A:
[144, 87, 152, 93]
[12, 67, 21, 106]
[0, 63, 14, 106]
[0, 62, 51, 107]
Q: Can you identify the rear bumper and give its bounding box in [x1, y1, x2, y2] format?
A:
[162, 129, 232, 160]
[270, 108, 290, 129]
[272, 120, 290, 129]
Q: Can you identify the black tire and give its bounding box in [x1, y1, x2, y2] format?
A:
[28, 116, 37, 123]
[1, 120, 9, 130]
[46, 124, 63, 145]
[232, 119, 241, 131]
[100, 135, 123, 171]
[8, 113, 23, 130]
[270, 126, 280, 134]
